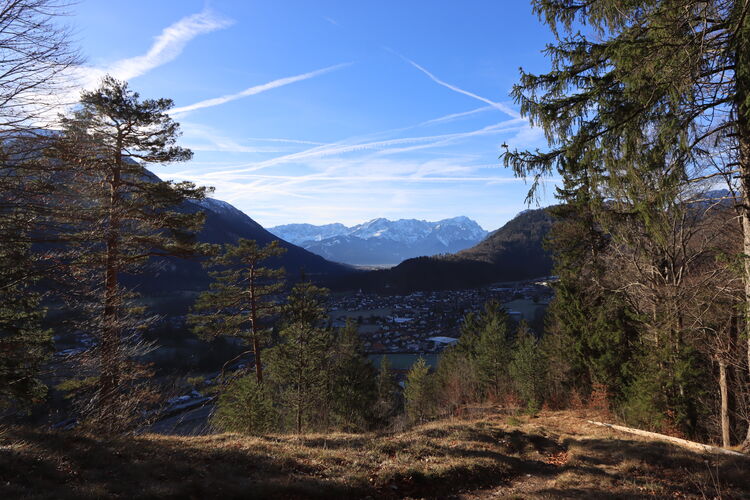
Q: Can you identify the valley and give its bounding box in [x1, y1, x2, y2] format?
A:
[5, 1, 750, 498]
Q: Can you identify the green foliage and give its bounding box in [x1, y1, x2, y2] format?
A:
[189, 239, 286, 382]
[473, 303, 513, 398]
[329, 320, 377, 431]
[374, 355, 400, 424]
[503, 0, 750, 446]
[190, 239, 285, 341]
[433, 301, 512, 411]
[404, 357, 433, 424]
[51, 76, 206, 433]
[509, 322, 547, 415]
[0, 241, 51, 412]
[56, 377, 100, 400]
[212, 375, 275, 435]
[266, 282, 333, 433]
[433, 346, 479, 415]
[622, 343, 712, 435]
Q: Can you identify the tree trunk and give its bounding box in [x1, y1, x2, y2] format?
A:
[252, 335, 263, 384]
[249, 265, 263, 383]
[735, 2, 750, 452]
[100, 162, 121, 428]
[719, 357, 731, 447]
[738, 107, 750, 452]
[297, 382, 302, 434]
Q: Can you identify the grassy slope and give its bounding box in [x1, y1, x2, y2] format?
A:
[1, 409, 748, 499]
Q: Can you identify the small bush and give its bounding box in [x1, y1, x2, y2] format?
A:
[211, 375, 275, 435]
[404, 358, 433, 424]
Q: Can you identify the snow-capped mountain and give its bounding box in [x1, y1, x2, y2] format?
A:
[266, 222, 348, 245]
[269, 217, 488, 267]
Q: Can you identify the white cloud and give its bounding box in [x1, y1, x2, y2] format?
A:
[170, 63, 352, 115]
[179, 123, 292, 153]
[156, 155, 561, 228]
[75, 9, 233, 89]
[209, 118, 526, 176]
[244, 137, 325, 146]
[34, 9, 233, 125]
[398, 54, 521, 119]
[417, 106, 494, 127]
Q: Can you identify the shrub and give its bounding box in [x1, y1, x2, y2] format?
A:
[211, 376, 275, 435]
[404, 358, 433, 424]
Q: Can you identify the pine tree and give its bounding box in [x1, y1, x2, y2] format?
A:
[504, 0, 750, 449]
[0, 240, 51, 412]
[51, 76, 206, 432]
[509, 321, 547, 415]
[473, 302, 513, 399]
[404, 357, 432, 424]
[211, 375, 276, 435]
[267, 282, 332, 433]
[374, 355, 400, 425]
[190, 239, 286, 383]
[0, 0, 80, 415]
[329, 319, 377, 430]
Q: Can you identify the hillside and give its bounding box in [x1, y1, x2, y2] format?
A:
[336, 208, 554, 292]
[2, 409, 747, 499]
[123, 194, 352, 298]
[270, 217, 488, 267]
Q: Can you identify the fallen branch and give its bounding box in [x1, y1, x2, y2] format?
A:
[587, 420, 747, 458]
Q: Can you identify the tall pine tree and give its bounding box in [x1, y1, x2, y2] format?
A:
[51, 76, 206, 432]
[504, 0, 750, 449]
[190, 239, 286, 383]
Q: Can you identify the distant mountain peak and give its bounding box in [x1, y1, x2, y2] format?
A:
[269, 216, 488, 266]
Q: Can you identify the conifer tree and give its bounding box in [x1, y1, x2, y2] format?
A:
[329, 319, 377, 430]
[505, 0, 750, 448]
[267, 282, 332, 433]
[211, 374, 276, 435]
[434, 301, 512, 409]
[0, 240, 51, 412]
[0, 0, 80, 414]
[374, 355, 400, 424]
[474, 302, 513, 399]
[190, 239, 286, 383]
[544, 174, 638, 402]
[404, 357, 432, 424]
[509, 321, 547, 414]
[51, 76, 206, 431]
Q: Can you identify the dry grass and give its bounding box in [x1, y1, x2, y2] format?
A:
[1, 410, 748, 499]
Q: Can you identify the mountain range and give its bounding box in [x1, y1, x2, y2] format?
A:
[46, 163, 553, 300]
[269, 217, 488, 266]
[332, 208, 554, 293]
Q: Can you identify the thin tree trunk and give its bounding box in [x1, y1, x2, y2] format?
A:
[719, 358, 731, 447]
[738, 109, 750, 452]
[297, 378, 302, 434]
[252, 335, 263, 383]
[249, 264, 263, 383]
[100, 161, 121, 428]
[735, 1, 750, 451]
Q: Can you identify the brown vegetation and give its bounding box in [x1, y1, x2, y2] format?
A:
[1, 409, 748, 499]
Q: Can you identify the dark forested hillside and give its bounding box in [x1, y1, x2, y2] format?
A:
[130, 196, 351, 296]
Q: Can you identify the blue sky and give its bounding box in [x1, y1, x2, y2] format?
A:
[70, 1, 560, 231]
